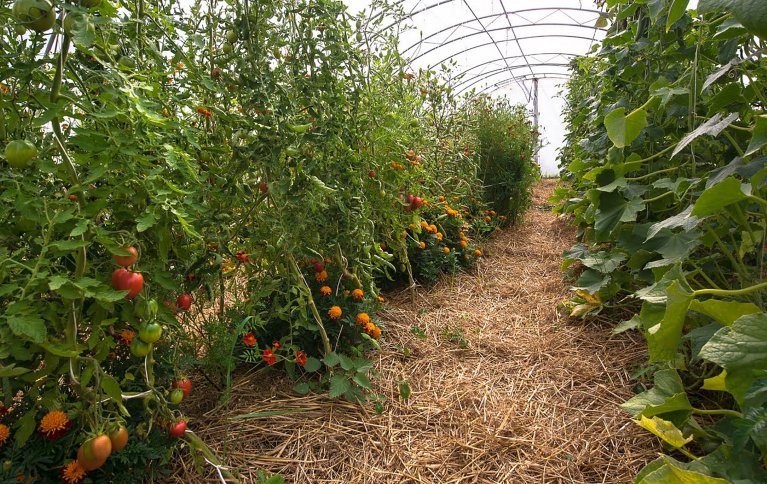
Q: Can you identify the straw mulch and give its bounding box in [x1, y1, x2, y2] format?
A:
[171, 179, 658, 483]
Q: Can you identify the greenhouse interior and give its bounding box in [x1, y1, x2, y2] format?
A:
[1, 0, 766, 482]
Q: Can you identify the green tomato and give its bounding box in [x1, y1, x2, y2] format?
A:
[63, 13, 87, 36]
[222, 42, 234, 55]
[14, 24, 27, 35]
[138, 322, 162, 343]
[4, 140, 37, 168]
[169, 388, 184, 405]
[226, 30, 238, 43]
[130, 338, 152, 357]
[12, 0, 56, 33]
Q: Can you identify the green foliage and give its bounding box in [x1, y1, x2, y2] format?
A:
[470, 96, 539, 224]
[556, 0, 767, 479]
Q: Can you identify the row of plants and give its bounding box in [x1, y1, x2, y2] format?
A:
[555, 0, 767, 481]
[0, 0, 538, 481]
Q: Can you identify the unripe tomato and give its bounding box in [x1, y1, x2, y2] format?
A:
[169, 419, 187, 438]
[222, 43, 233, 54]
[138, 322, 162, 343]
[4, 140, 37, 168]
[77, 435, 112, 471]
[169, 388, 184, 404]
[112, 246, 138, 267]
[130, 338, 152, 357]
[226, 30, 238, 43]
[108, 426, 129, 452]
[172, 378, 192, 397]
[177, 294, 192, 311]
[12, 0, 56, 33]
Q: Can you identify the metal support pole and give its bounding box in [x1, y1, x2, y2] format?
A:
[532, 78, 540, 165]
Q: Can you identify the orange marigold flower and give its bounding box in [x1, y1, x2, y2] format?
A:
[474, 249, 482, 257]
[320, 286, 332, 296]
[484, 216, 492, 222]
[272, 340, 282, 350]
[442, 247, 450, 254]
[356, 313, 370, 326]
[460, 240, 468, 249]
[315, 270, 328, 283]
[262, 349, 276, 365]
[351, 288, 364, 301]
[243, 332, 257, 347]
[61, 460, 86, 484]
[377, 295, 385, 303]
[328, 306, 342, 319]
[370, 325, 382, 340]
[119, 329, 135, 345]
[447, 208, 458, 217]
[499, 215, 508, 221]
[418, 241, 426, 249]
[435, 232, 443, 241]
[0, 423, 10, 447]
[39, 411, 71, 440]
[0, 84, 9, 94]
[490, 210, 496, 216]
[365, 322, 376, 333]
[408, 223, 416, 230]
[295, 351, 307, 367]
[428, 224, 437, 234]
[438, 195, 446, 202]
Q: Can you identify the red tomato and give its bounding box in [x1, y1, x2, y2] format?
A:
[111, 268, 144, 299]
[112, 246, 138, 267]
[259, 181, 268, 193]
[368, 170, 376, 178]
[172, 378, 192, 397]
[177, 293, 192, 311]
[313, 262, 324, 273]
[169, 419, 187, 438]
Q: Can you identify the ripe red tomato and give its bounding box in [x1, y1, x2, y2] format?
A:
[259, 181, 268, 193]
[108, 426, 129, 452]
[112, 246, 138, 267]
[313, 262, 324, 273]
[177, 293, 192, 310]
[172, 378, 192, 397]
[368, 170, 376, 178]
[111, 268, 144, 299]
[169, 419, 187, 438]
[67, 194, 78, 202]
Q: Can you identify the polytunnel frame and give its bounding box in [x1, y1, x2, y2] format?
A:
[367, 1, 607, 105]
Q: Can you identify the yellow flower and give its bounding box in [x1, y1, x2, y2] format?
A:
[484, 216, 491, 222]
[438, 195, 446, 202]
[61, 460, 87, 484]
[377, 295, 385, 303]
[447, 208, 458, 217]
[460, 240, 468, 249]
[428, 224, 437, 234]
[435, 232, 443, 241]
[351, 288, 364, 301]
[442, 247, 450, 254]
[0, 423, 10, 447]
[356, 313, 370, 326]
[315, 270, 328, 283]
[474, 249, 482, 257]
[328, 306, 342, 319]
[320, 286, 332, 296]
[39, 411, 70, 438]
[418, 241, 426, 249]
[420, 221, 429, 229]
[369, 325, 382, 340]
[408, 224, 416, 230]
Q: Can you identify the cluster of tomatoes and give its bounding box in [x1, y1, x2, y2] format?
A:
[75, 425, 129, 472]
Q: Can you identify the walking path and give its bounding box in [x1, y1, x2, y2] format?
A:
[174, 180, 657, 483]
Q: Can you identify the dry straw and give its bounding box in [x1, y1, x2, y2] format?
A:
[170, 180, 658, 483]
